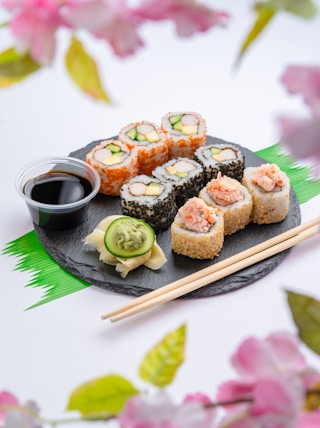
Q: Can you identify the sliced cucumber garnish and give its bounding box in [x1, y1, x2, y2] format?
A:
[126, 127, 137, 140]
[104, 217, 155, 258]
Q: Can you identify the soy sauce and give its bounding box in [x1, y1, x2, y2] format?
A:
[24, 171, 93, 230]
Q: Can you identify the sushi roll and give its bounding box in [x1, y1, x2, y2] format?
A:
[242, 163, 290, 224]
[118, 121, 168, 176]
[152, 157, 204, 207]
[194, 142, 245, 183]
[120, 175, 177, 232]
[161, 111, 206, 159]
[86, 139, 139, 196]
[199, 173, 252, 235]
[171, 197, 224, 259]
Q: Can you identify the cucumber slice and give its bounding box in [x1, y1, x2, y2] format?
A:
[104, 217, 155, 258]
[173, 120, 183, 131]
[126, 127, 137, 140]
[169, 114, 183, 125]
[106, 143, 121, 153]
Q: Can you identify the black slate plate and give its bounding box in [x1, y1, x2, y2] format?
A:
[34, 136, 301, 298]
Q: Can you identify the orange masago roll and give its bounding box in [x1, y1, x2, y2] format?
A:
[86, 139, 139, 196]
[118, 121, 168, 176]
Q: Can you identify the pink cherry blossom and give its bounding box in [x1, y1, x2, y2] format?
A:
[62, 0, 143, 58]
[277, 65, 320, 175]
[132, 0, 230, 38]
[118, 391, 215, 428]
[2, 0, 64, 64]
[0, 390, 19, 424]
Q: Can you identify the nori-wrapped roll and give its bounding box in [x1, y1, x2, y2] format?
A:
[120, 175, 177, 232]
[152, 157, 204, 207]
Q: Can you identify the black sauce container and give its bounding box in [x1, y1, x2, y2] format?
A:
[16, 157, 101, 230]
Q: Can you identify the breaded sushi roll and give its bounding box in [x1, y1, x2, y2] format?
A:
[152, 157, 204, 207]
[194, 142, 245, 182]
[118, 121, 168, 176]
[86, 139, 139, 196]
[161, 111, 206, 159]
[171, 197, 224, 259]
[199, 173, 252, 235]
[120, 175, 177, 232]
[242, 163, 290, 224]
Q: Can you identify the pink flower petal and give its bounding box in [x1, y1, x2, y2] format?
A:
[0, 391, 19, 424]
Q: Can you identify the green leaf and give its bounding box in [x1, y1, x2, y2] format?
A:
[65, 36, 111, 103]
[255, 0, 317, 19]
[0, 47, 41, 87]
[287, 290, 320, 355]
[139, 324, 186, 388]
[67, 374, 139, 417]
[235, 8, 275, 67]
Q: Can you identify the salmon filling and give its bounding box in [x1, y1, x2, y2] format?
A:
[251, 163, 285, 192]
[178, 197, 218, 233]
[207, 173, 244, 206]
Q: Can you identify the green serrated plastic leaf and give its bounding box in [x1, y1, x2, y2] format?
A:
[65, 36, 111, 103]
[67, 374, 139, 417]
[0, 47, 41, 86]
[235, 8, 275, 67]
[139, 324, 186, 388]
[255, 0, 317, 19]
[287, 290, 320, 356]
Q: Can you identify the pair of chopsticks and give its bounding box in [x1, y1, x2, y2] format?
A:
[101, 217, 319, 323]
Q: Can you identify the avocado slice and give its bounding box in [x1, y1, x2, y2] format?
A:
[106, 143, 121, 153]
[172, 121, 183, 132]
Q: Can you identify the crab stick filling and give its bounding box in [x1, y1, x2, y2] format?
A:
[169, 113, 200, 135]
[251, 164, 285, 192]
[93, 142, 128, 166]
[207, 173, 244, 206]
[178, 197, 218, 233]
[165, 159, 196, 178]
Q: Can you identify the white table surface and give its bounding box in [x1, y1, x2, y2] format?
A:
[1, 2, 320, 425]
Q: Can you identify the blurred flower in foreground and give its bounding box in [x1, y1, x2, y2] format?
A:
[277, 65, 320, 176]
[0, 0, 230, 101]
[0, 390, 41, 428]
[216, 331, 320, 427]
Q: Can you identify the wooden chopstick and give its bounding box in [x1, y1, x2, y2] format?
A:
[101, 217, 320, 323]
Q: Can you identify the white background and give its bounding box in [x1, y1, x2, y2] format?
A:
[1, 1, 320, 426]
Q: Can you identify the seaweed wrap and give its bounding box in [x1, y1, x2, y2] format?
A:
[120, 175, 177, 233]
[152, 157, 204, 207]
[194, 142, 245, 183]
[199, 173, 252, 235]
[242, 163, 290, 224]
[161, 111, 206, 159]
[118, 121, 168, 176]
[86, 139, 139, 196]
[171, 197, 224, 259]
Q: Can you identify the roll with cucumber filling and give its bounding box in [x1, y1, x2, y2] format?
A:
[171, 197, 224, 259]
[199, 173, 253, 235]
[161, 111, 207, 159]
[194, 142, 245, 183]
[86, 139, 139, 196]
[118, 121, 168, 176]
[152, 157, 204, 207]
[242, 163, 290, 224]
[120, 175, 177, 232]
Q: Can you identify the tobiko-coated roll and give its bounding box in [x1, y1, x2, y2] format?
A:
[161, 111, 206, 159]
[199, 173, 252, 235]
[118, 121, 168, 176]
[86, 139, 139, 196]
[171, 197, 224, 259]
[194, 142, 245, 183]
[242, 163, 290, 224]
[152, 157, 204, 207]
[120, 175, 177, 232]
